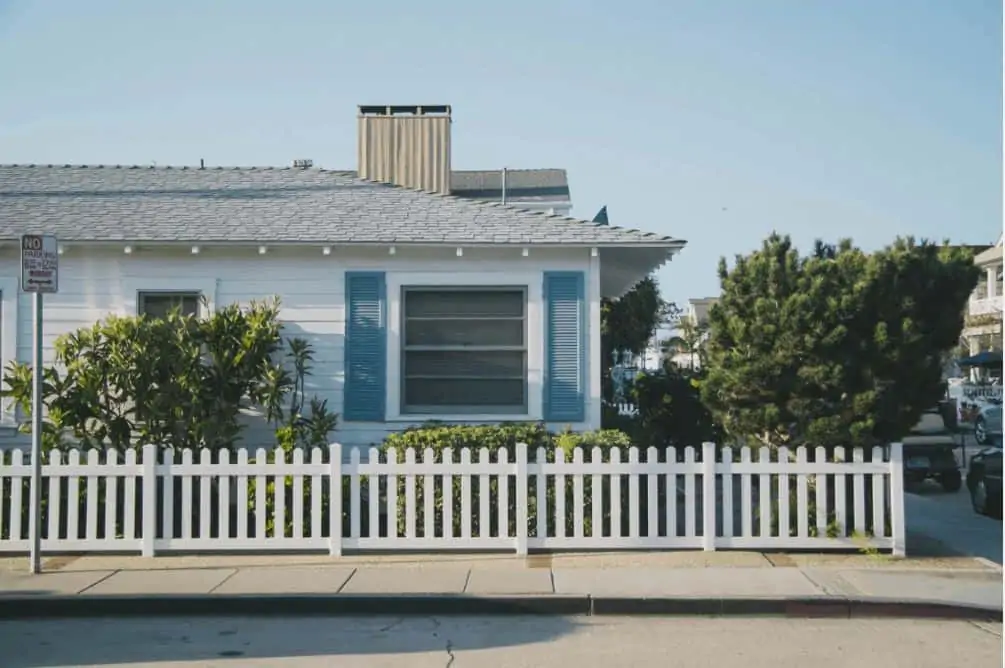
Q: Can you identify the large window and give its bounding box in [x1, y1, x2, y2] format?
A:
[138, 292, 202, 319]
[401, 287, 527, 414]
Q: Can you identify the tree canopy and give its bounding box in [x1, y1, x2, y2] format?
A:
[701, 234, 980, 448]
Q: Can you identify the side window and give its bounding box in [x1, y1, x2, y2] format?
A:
[138, 292, 202, 319]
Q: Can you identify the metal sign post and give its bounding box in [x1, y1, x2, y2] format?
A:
[20, 234, 58, 575]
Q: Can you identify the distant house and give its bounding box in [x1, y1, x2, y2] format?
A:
[0, 104, 686, 450]
[962, 234, 1004, 359]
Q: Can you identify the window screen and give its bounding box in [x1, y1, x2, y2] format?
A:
[401, 288, 527, 414]
[138, 292, 202, 319]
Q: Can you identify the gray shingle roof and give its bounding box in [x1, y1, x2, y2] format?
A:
[0, 165, 683, 247]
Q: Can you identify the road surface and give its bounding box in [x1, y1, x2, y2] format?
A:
[906, 477, 1003, 564]
[1, 615, 1001, 667]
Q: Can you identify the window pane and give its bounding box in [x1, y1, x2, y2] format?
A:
[139, 293, 200, 319]
[404, 378, 525, 410]
[404, 350, 525, 378]
[405, 318, 524, 347]
[405, 290, 524, 318]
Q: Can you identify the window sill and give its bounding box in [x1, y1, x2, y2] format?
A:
[386, 414, 540, 423]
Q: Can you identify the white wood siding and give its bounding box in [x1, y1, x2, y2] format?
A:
[0, 246, 599, 452]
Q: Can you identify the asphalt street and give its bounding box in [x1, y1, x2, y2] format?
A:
[906, 477, 1003, 565]
[1, 615, 1002, 668]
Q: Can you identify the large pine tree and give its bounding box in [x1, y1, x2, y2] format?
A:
[701, 234, 979, 448]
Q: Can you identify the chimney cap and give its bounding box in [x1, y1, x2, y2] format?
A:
[358, 104, 451, 116]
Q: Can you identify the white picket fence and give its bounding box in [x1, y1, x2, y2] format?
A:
[0, 443, 906, 556]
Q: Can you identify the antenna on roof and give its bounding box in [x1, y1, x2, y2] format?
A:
[200, 159, 205, 169]
[501, 167, 507, 205]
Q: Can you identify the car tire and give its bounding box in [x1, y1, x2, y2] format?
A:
[975, 417, 990, 445]
[940, 470, 963, 492]
[971, 477, 989, 515]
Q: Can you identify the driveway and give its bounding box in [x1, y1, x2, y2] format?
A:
[906, 481, 1002, 565]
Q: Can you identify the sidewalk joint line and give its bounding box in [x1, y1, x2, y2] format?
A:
[336, 567, 357, 594]
[76, 569, 119, 595]
[549, 568, 556, 594]
[207, 568, 239, 594]
[461, 568, 472, 594]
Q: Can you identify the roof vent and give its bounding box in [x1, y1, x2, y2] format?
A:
[293, 159, 314, 169]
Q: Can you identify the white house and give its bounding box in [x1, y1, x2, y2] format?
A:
[962, 234, 1003, 358]
[0, 105, 686, 450]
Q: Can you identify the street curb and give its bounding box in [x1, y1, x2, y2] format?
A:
[0, 595, 1000, 622]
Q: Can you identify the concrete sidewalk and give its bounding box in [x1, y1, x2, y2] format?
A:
[0, 552, 1001, 621]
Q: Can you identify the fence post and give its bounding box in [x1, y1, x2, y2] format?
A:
[702, 442, 717, 551]
[141, 444, 157, 557]
[329, 443, 343, 557]
[888, 442, 906, 557]
[515, 442, 529, 556]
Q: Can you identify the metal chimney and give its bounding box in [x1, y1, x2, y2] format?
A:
[357, 105, 452, 194]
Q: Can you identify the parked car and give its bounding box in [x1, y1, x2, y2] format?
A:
[974, 401, 1003, 446]
[902, 405, 962, 492]
[966, 446, 1002, 518]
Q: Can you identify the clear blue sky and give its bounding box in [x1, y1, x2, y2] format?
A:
[0, 0, 1000, 309]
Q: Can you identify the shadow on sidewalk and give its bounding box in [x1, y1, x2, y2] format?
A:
[1, 610, 579, 667]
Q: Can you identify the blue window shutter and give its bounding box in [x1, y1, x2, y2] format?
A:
[543, 271, 586, 422]
[344, 272, 386, 422]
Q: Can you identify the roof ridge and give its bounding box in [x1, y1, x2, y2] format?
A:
[0, 163, 362, 174]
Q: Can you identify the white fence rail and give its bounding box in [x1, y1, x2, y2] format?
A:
[0, 443, 906, 556]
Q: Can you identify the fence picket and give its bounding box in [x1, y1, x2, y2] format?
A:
[386, 447, 399, 539]
[104, 449, 118, 540]
[555, 447, 566, 539]
[219, 449, 231, 540]
[590, 447, 602, 538]
[460, 448, 472, 539]
[758, 448, 771, 538]
[254, 448, 267, 539]
[853, 448, 866, 535]
[666, 446, 677, 538]
[124, 446, 136, 538]
[572, 448, 584, 538]
[292, 449, 303, 540]
[872, 446, 886, 537]
[778, 446, 790, 539]
[405, 448, 416, 539]
[740, 447, 752, 537]
[646, 447, 658, 538]
[536, 447, 547, 539]
[64, 450, 77, 541]
[0, 452, 6, 540]
[497, 448, 509, 538]
[199, 449, 212, 540]
[48, 450, 62, 541]
[721, 447, 733, 539]
[628, 447, 640, 538]
[368, 448, 379, 539]
[85, 450, 99, 541]
[160, 449, 174, 545]
[814, 447, 828, 538]
[610, 447, 622, 539]
[443, 448, 454, 540]
[684, 447, 696, 538]
[423, 448, 435, 539]
[834, 446, 847, 537]
[796, 447, 809, 538]
[236, 449, 249, 540]
[181, 449, 193, 539]
[478, 447, 490, 538]
[350, 448, 361, 539]
[273, 447, 286, 539]
[310, 448, 322, 539]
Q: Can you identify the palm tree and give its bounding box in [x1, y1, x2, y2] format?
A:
[661, 319, 708, 369]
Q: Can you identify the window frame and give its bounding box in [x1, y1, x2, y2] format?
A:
[123, 278, 218, 318]
[137, 291, 204, 319]
[384, 271, 544, 422]
[399, 285, 529, 416]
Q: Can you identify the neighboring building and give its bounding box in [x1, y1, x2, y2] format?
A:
[0, 104, 686, 451]
[665, 297, 718, 370]
[962, 234, 1004, 357]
